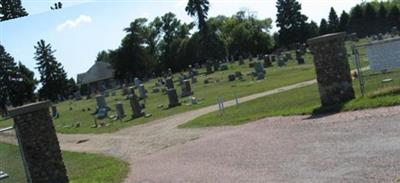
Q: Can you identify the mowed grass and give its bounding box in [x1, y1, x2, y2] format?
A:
[0, 143, 128, 183]
[180, 43, 400, 128]
[0, 57, 317, 134]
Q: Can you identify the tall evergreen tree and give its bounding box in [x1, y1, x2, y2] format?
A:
[0, 44, 18, 114]
[305, 21, 319, 38]
[338, 11, 350, 32]
[319, 18, 329, 35]
[0, 0, 28, 21]
[14, 62, 37, 106]
[276, 0, 308, 46]
[388, 5, 400, 28]
[364, 3, 377, 35]
[328, 7, 340, 33]
[348, 5, 364, 36]
[378, 2, 389, 33]
[34, 40, 68, 101]
[185, 0, 210, 35]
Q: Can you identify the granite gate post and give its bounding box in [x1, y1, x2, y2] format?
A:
[307, 32, 355, 106]
[9, 101, 69, 183]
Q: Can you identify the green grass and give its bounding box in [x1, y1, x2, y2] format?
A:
[0, 57, 317, 134]
[0, 143, 129, 183]
[180, 68, 400, 128]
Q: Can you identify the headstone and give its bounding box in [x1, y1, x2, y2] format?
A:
[264, 54, 272, 67]
[377, 33, 384, 40]
[152, 87, 161, 93]
[296, 49, 305, 65]
[220, 64, 229, 71]
[115, 102, 125, 119]
[238, 55, 244, 65]
[95, 95, 107, 109]
[248, 62, 255, 68]
[104, 90, 110, 97]
[235, 71, 242, 78]
[166, 77, 174, 89]
[167, 68, 173, 76]
[51, 105, 58, 118]
[254, 62, 265, 74]
[9, 101, 69, 183]
[181, 79, 193, 97]
[277, 56, 287, 67]
[134, 77, 142, 88]
[285, 53, 292, 60]
[122, 87, 129, 96]
[74, 92, 82, 100]
[256, 72, 265, 80]
[307, 32, 355, 106]
[391, 26, 399, 37]
[167, 88, 181, 108]
[129, 94, 144, 118]
[213, 61, 220, 71]
[191, 76, 197, 83]
[138, 84, 147, 99]
[206, 62, 213, 74]
[228, 74, 236, 81]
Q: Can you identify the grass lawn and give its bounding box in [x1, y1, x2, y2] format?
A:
[180, 67, 400, 128]
[0, 57, 317, 134]
[0, 143, 128, 183]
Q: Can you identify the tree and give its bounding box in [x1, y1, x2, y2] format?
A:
[364, 3, 377, 35]
[348, 5, 364, 36]
[328, 7, 340, 33]
[388, 5, 400, 28]
[13, 62, 37, 106]
[377, 2, 389, 33]
[95, 50, 111, 62]
[0, 0, 28, 21]
[185, 0, 210, 35]
[34, 40, 69, 101]
[319, 18, 329, 35]
[338, 11, 350, 32]
[0, 44, 18, 114]
[276, 0, 308, 46]
[304, 21, 319, 39]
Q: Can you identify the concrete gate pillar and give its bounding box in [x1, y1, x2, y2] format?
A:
[9, 101, 69, 183]
[307, 32, 355, 106]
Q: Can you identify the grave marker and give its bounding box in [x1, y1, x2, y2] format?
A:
[129, 94, 144, 118]
[167, 88, 181, 108]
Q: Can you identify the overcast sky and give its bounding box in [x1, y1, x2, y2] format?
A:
[0, 0, 366, 80]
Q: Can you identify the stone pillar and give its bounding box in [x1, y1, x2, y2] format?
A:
[9, 101, 69, 183]
[167, 88, 180, 108]
[129, 94, 144, 118]
[307, 32, 355, 106]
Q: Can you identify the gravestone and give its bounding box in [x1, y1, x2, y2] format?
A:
[249, 62, 255, 68]
[9, 101, 69, 183]
[138, 84, 147, 99]
[152, 87, 161, 93]
[167, 88, 180, 108]
[285, 53, 292, 60]
[307, 32, 355, 106]
[74, 92, 82, 100]
[228, 74, 236, 81]
[181, 79, 193, 97]
[104, 90, 110, 97]
[95, 95, 107, 109]
[391, 26, 399, 37]
[167, 68, 173, 76]
[51, 105, 58, 118]
[238, 55, 244, 65]
[122, 87, 129, 96]
[296, 49, 305, 65]
[254, 62, 265, 75]
[191, 76, 197, 83]
[256, 72, 265, 80]
[277, 56, 287, 67]
[264, 55, 272, 67]
[220, 64, 229, 71]
[134, 77, 142, 88]
[166, 77, 174, 89]
[235, 71, 242, 78]
[129, 94, 144, 118]
[115, 102, 125, 119]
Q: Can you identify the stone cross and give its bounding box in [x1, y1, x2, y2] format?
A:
[307, 32, 355, 106]
[9, 101, 69, 183]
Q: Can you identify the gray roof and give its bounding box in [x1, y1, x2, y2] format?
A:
[76, 73, 86, 84]
[81, 62, 114, 85]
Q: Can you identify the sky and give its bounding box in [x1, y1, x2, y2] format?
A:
[0, 0, 367, 81]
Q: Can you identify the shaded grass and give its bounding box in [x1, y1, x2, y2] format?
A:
[0, 143, 129, 183]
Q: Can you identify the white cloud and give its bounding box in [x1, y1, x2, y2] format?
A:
[57, 15, 92, 32]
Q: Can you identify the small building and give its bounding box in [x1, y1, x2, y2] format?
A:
[77, 62, 116, 94]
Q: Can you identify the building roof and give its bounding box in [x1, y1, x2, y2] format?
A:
[76, 73, 86, 84]
[81, 62, 114, 85]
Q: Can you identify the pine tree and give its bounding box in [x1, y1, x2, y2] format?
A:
[276, 0, 308, 46]
[14, 62, 37, 106]
[34, 40, 68, 101]
[328, 7, 340, 33]
[378, 2, 389, 33]
[338, 11, 350, 32]
[319, 18, 329, 35]
[388, 5, 400, 28]
[348, 5, 364, 36]
[0, 0, 28, 21]
[0, 44, 18, 114]
[185, 0, 210, 36]
[364, 3, 377, 35]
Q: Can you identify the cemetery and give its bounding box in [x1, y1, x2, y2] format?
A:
[2, 0, 400, 182]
